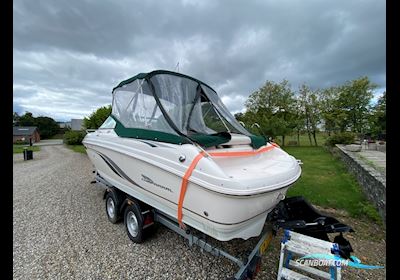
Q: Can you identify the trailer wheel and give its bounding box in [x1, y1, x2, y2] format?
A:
[105, 191, 122, 224]
[124, 202, 144, 243]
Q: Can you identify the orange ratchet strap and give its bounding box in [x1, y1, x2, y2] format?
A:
[208, 142, 279, 157]
[177, 151, 206, 228]
[177, 143, 279, 228]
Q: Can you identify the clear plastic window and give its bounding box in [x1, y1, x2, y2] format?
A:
[150, 74, 198, 134]
[99, 116, 116, 129]
[112, 79, 176, 134]
[111, 74, 251, 137]
[200, 85, 250, 135]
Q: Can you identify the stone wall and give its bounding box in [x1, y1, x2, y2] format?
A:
[334, 144, 386, 223]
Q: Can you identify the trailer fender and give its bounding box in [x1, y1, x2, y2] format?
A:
[120, 197, 136, 215]
[104, 187, 126, 215]
[103, 189, 111, 200]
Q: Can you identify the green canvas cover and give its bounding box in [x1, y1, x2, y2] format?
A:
[190, 132, 232, 147]
[249, 135, 267, 149]
[112, 115, 190, 145]
[111, 70, 268, 149]
[113, 115, 266, 148]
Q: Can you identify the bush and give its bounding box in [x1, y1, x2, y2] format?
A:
[64, 130, 86, 145]
[325, 132, 356, 146]
[14, 140, 29, 145]
[354, 202, 382, 223]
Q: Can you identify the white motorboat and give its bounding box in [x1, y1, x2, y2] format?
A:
[83, 70, 302, 241]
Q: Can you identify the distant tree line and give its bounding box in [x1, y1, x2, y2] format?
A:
[12, 106, 113, 145]
[13, 112, 60, 139]
[63, 76, 386, 147]
[235, 76, 386, 146]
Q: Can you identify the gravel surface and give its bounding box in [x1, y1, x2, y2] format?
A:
[13, 145, 386, 279]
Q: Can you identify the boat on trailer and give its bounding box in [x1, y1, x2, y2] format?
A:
[83, 70, 302, 241]
[84, 70, 355, 279]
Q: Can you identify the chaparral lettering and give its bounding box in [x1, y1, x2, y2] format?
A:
[141, 174, 173, 193]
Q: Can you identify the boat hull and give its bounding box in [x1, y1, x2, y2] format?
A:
[83, 134, 299, 241]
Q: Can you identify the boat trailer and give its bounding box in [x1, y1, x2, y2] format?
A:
[93, 173, 354, 280]
[154, 210, 273, 280]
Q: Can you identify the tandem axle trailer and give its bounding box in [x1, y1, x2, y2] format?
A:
[92, 172, 354, 280]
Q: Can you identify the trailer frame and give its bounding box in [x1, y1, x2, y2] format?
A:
[94, 172, 274, 280]
[93, 171, 354, 279]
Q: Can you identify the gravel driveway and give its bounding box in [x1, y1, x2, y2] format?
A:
[13, 145, 385, 279]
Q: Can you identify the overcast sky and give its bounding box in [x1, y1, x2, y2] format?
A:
[13, 0, 386, 122]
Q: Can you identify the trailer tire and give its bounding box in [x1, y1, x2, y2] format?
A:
[105, 190, 122, 224]
[124, 201, 144, 243]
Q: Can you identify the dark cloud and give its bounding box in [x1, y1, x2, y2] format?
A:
[13, 0, 385, 121]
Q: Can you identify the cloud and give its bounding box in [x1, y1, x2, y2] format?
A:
[13, 0, 385, 121]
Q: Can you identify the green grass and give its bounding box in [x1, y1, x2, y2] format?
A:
[275, 133, 328, 147]
[66, 145, 87, 154]
[50, 133, 65, 139]
[13, 145, 40, 154]
[284, 146, 381, 222]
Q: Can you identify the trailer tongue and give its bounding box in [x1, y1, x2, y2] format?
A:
[268, 196, 354, 259]
[153, 195, 354, 280]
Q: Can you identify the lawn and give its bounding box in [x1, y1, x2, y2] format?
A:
[13, 145, 40, 154]
[274, 133, 329, 147]
[286, 133, 328, 146]
[283, 146, 381, 222]
[66, 144, 87, 154]
[50, 133, 65, 139]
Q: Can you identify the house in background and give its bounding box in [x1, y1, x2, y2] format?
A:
[71, 119, 84, 131]
[58, 121, 71, 129]
[13, 126, 40, 144]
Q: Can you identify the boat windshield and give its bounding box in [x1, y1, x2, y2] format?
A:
[112, 72, 250, 137]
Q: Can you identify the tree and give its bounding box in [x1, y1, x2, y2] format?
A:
[244, 80, 297, 145]
[337, 77, 376, 133]
[18, 112, 35, 126]
[13, 112, 20, 126]
[309, 90, 322, 146]
[16, 112, 59, 139]
[234, 112, 244, 121]
[319, 87, 341, 135]
[298, 84, 321, 146]
[238, 76, 377, 145]
[291, 97, 305, 146]
[35, 116, 59, 139]
[83, 105, 112, 129]
[369, 91, 386, 138]
[319, 77, 375, 135]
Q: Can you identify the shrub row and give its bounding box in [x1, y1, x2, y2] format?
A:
[325, 132, 356, 146]
[63, 130, 86, 145]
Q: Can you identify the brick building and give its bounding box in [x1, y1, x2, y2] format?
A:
[13, 126, 40, 144]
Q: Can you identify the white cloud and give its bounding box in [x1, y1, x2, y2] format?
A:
[221, 95, 247, 114]
[13, 0, 385, 121]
